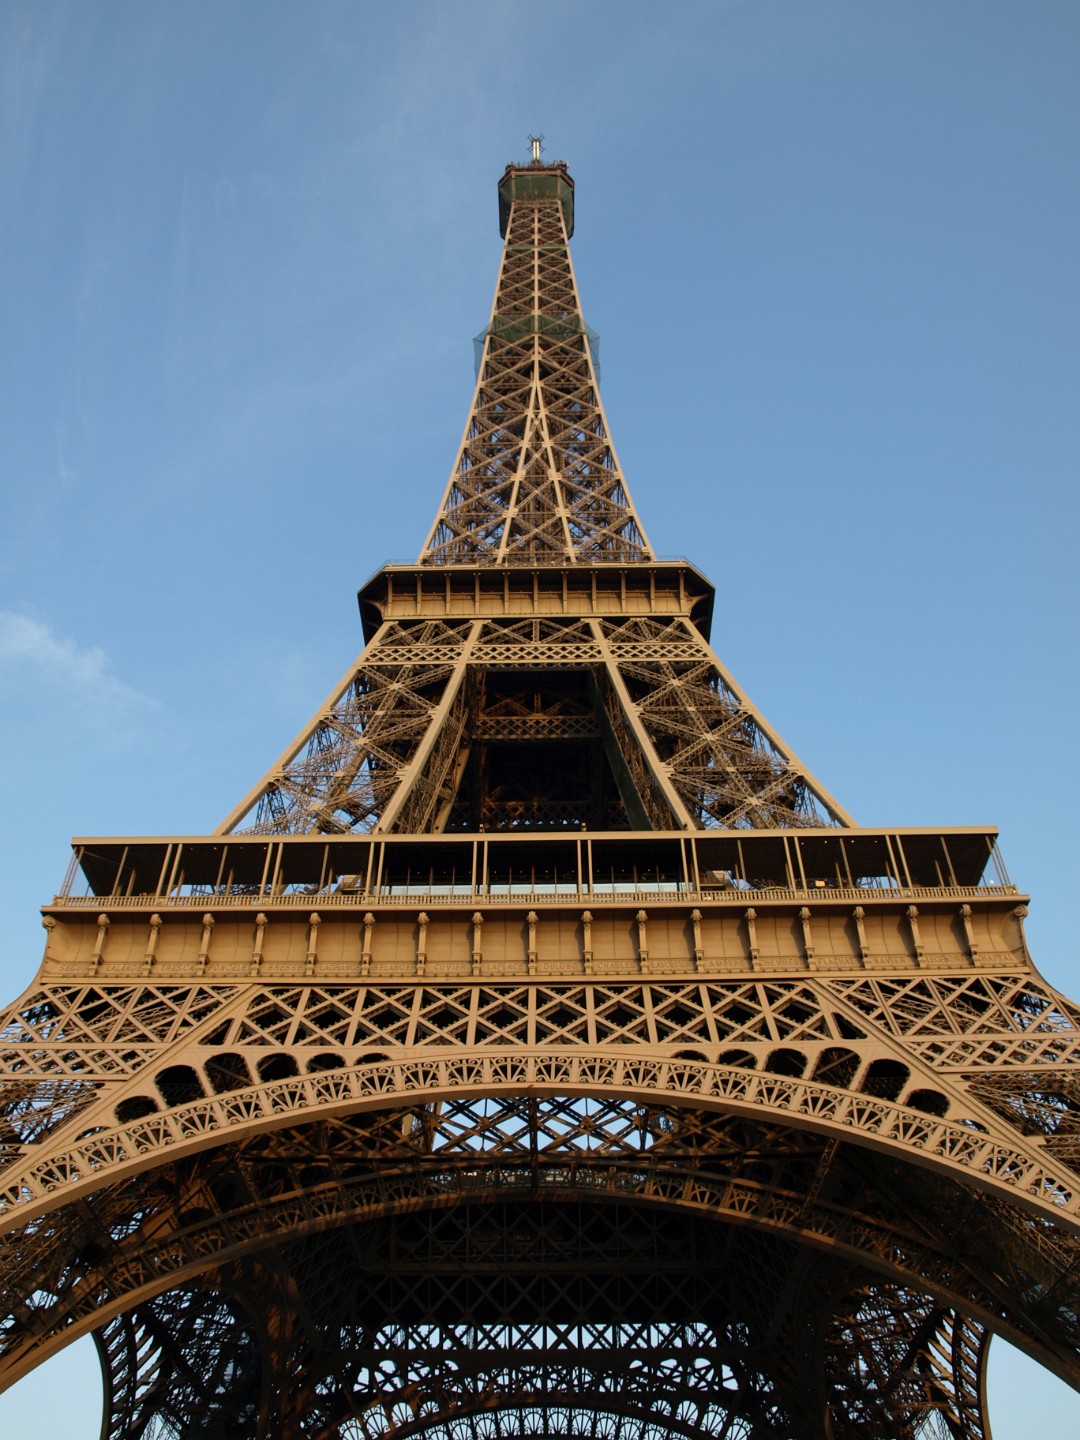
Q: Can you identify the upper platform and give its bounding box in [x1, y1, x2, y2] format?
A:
[498, 160, 575, 237]
[358, 559, 716, 643]
[59, 826, 1007, 907]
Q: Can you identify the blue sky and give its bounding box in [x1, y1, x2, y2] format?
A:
[1, 0, 1078, 1431]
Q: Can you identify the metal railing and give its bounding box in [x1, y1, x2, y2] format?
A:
[48, 883, 1018, 912]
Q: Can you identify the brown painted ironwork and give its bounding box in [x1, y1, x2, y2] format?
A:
[2, 150, 1078, 1438]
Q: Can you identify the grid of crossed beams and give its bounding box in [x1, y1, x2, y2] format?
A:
[225, 614, 843, 835]
[420, 177, 649, 566]
[91, 1205, 990, 1440]
[4, 997, 1080, 1401]
[5, 970, 1080, 1166]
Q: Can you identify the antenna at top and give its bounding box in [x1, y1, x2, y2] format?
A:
[527, 134, 545, 164]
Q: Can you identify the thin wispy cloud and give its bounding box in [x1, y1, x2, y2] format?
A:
[0, 610, 156, 711]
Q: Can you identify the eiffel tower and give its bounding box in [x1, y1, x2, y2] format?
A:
[2, 144, 1079, 1440]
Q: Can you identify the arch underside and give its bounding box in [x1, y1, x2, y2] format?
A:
[3, 1091, 1080, 1438]
[92, 1205, 990, 1440]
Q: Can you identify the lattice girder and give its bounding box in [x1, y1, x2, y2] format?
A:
[0, 1114, 1049, 1436]
[7, 966, 1080, 1175]
[221, 608, 850, 836]
[92, 1208, 855, 1440]
[3, 1046, 1080, 1406]
[420, 169, 648, 569]
[6, 929, 1080, 1419]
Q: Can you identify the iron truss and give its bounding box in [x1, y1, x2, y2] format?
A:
[2, 967, 1080, 1434]
[219, 614, 850, 835]
[88, 1203, 992, 1440]
[420, 162, 647, 566]
[2, 154, 1078, 1437]
[2, 1089, 1051, 1438]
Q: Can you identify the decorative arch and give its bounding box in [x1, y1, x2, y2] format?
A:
[3, 1082, 1080, 1405]
[4, 1050, 1076, 1230]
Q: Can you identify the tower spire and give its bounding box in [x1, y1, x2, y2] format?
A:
[420, 156, 651, 566]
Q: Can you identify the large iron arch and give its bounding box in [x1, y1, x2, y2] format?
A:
[2, 1078, 1079, 1422]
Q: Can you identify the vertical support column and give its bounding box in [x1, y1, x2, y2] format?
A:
[744, 908, 759, 968]
[636, 909, 649, 973]
[786, 835, 803, 891]
[687, 839, 702, 895]
[472, 912, 484, 976]
[90, 913, 110, 975]
[305, 913, 321, 977]
[165, 845, 184, 898]
[690, 908, 704, 972]
[143, 914, 163, 976]
[153, 844, 173, 898]
[789, 835, 806, 887]
[581, 910, 594, 974]
[361, 913, 375, 976]
[959, 904, 978, 961]
[891, 833, 916, 890]
[416, 912, 429, 976]
[884, 833, 906, 890]
[852, 906, 869, 964]
[526, 912, 538, 976]
[197, 913, 215, 976]
[252, 913, 268, 975]
[906, 905, 924, 964]
[256, 842, 273, 897]
[798, 907, 814, 967]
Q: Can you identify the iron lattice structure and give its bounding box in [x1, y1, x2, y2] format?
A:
[2, 155, 1079, 1439]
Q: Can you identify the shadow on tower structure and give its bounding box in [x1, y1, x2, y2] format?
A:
[2, 149, 1079, 1440]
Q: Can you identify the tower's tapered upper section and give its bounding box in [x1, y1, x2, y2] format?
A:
[216, 153, 853, 838]
[420, 160, 652, 566]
